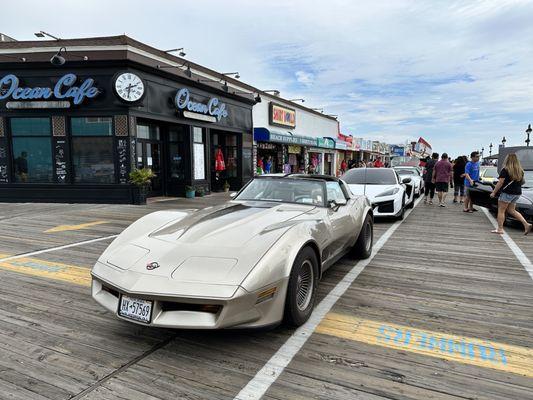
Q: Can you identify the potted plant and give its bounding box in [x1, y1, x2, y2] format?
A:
[223, 181, 230, 192]
[129, 168, 155, 205]
[195, 186, 205, 197]
[185, 185, 196, 198]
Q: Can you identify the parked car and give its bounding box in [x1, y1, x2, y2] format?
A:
[393, 166, 424, 197]
[479, 166, 498, 184]
[91, 175, 373, 329]
[469, 147, 533, 223]
[342, 167, 414, 219]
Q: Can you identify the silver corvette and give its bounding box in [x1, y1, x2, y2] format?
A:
[91, 175, 373, 329]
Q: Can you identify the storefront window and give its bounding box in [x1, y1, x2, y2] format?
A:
[193, 127, 205, 180]
[71, 117, 115, 183]
[137, 124, 160, 140]
[11, 117, 53, 183]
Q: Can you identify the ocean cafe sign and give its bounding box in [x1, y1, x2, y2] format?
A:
[175, 88, 228, 122]
[0, 74, 100, 108]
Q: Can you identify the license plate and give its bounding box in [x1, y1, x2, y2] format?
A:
[118, 295, 153, 324]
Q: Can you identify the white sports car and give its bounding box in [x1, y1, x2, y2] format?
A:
[343, 168, 414, 219]
[91, 175, 373, 329]
[393, 166, 424, 197]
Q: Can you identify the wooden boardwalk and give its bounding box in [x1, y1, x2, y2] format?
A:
[0, 196, 532, 400]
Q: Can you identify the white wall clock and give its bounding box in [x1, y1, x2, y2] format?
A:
[114, 72, 145, 102]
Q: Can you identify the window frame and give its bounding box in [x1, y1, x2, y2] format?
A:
[9, 117, 54, 184]
[69, 116, 117, 185]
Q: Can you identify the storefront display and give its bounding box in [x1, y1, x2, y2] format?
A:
[0, 38, 255, 203]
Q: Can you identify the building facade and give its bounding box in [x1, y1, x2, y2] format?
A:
[0, 36, 255, 203]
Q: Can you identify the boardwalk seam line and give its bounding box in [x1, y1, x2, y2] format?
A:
[69, 334, 176, 400]
[481, 207, 533, 281]
[234, 197, 423, 400]
[0, 235, 118, 264]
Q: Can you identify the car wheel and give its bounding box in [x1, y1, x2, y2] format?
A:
[397, 196, 406, 220]
[351, 213, 373, 259]
[407, 193, 415, 209]
[284, 247, 318, 327]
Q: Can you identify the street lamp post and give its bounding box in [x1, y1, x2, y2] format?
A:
[502, 136, 507, 147]
[489, 143, 493, 156]
[481, 147, 484, 159]
[526, 124, 532, 147]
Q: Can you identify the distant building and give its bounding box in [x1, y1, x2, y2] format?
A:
[0, 33, 16, 42]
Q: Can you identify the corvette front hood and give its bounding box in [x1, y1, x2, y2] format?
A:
[98, 201, 314, 287]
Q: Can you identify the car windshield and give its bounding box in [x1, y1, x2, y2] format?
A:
[482, 167, 497, 178]
[394, 169, 416, 175]
[235, 178, 326, 206]
[342, 168, 397, 185]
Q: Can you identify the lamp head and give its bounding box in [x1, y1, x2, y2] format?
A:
[50, 47, 66, 66]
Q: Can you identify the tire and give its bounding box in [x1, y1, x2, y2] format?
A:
[284, 247, 319, 327]
[397, 196, 406, 220]
[351, 213, 373, 259]
[407, 192, 415, 209]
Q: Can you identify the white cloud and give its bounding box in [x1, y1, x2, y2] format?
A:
[2, 0, 533, 154]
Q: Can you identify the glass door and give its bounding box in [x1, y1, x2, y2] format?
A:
[136, 124, 163, 196]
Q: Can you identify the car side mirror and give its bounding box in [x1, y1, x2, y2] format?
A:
[328, 199, 346, 210]
[230, 192, 237, 198]
[402, 177, 412, 184]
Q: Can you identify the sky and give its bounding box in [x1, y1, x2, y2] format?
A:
[2, 0, 533, 157]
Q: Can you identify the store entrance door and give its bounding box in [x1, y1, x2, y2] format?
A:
[136, 123, 163, 196]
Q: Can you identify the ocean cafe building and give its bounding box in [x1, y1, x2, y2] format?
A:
[0, 35, 259, 204]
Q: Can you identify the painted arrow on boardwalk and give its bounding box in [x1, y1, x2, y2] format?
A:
[45, 220, 108, 233]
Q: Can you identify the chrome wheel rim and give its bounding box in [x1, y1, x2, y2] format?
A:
[364, 222, 373, 253]
[296, 260, 314, 311]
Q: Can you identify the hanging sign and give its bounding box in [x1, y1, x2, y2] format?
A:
[175, 88, 228, 122]
[0, 74, 100, 106]
[269, 103, 296, 128]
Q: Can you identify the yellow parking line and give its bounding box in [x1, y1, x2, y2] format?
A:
[0, 252, 90, 286]
[45, 220, 108, 233]
[316, 313, 533, 378]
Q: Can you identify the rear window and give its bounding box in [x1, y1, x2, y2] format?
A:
[342, 168, 397, 185]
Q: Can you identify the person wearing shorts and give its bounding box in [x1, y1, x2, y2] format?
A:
[490, 153, 532, 235]
[423, 153, 439, 204]
[463, 151, 480, 213]
[433, 153, 452, 207]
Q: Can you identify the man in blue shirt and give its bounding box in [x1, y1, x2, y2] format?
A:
[463, 151, 480, 212]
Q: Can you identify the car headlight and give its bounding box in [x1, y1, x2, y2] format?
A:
[376, 187, 399, 197]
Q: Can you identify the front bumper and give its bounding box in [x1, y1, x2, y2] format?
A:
[371, 194, 403, 217]
[91, 262, 288, 329]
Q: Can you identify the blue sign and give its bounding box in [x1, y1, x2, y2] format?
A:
[391, 145, 405, 156]
[0, 74, 100, 105]
[175, 88, 228, 121]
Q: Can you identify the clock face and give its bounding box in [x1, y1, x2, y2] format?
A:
[114, 73, 145, 102]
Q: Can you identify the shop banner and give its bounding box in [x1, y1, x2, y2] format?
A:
[336, 140, 349, 150]
[415, 137, 432, 154]
[337, 132, 353, 144]
[317, 137, 335, 149]
[353, 138, 362, 151]
[269, 102, 296, 128]
[391, 145, 405, 156]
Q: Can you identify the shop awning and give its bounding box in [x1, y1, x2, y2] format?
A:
[253, 127, 316, 147]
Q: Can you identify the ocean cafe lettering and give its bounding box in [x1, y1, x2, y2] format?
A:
[175, 88, 228, 121]
[0, 74, 100, 105]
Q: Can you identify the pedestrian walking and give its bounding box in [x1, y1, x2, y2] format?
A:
[453, 155, 467, 203]
[374, 157, 384, 168]
[463, 151, 481, 213]
[433, 153, 453, 207]
[489, 154, 532, 235]
[423, 152, 439, 204]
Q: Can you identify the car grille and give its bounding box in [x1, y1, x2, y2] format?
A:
[375, 200, 395, 213]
